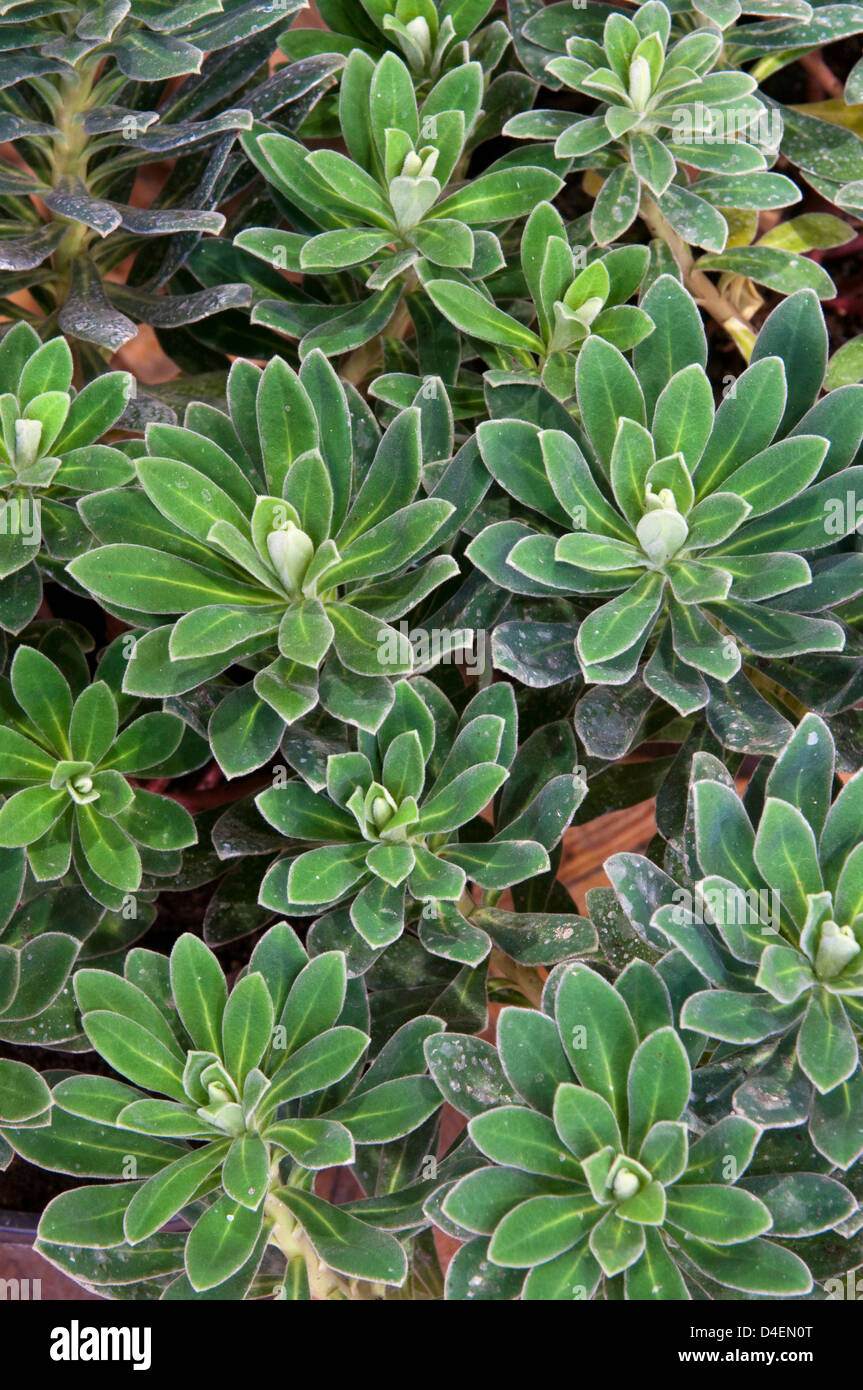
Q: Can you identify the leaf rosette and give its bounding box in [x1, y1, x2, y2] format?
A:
[0, 644, 196, 902]
[67, 351, 486, 777]
[236, 50, 564, 357]
[0, 324, 134, 633]
[255, 677, 589, 964]
[425, 201, 654, 399]
[1, 923, 445, 1298]
[469, 282, 863, 745]
[606, 713, 863, 1168]
[424, 960, 844, 1298]
[280, 0, 505, 87]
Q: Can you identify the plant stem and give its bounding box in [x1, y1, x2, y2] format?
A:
[265, 1193, 384, 1301]
[489, 947, 545, 1008]
[799, 52, 844, 99]
[639, 194, 757, 361]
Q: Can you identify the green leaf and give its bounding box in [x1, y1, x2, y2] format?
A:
[555, 965, 638, 1119]
[797, 989, 858, 1094]
[425, 279, 544, 352]
[416, 764, 507, 833]
[39, 1181, 136, 1249]
[657, 183, 727, 253]
[434, 167, 564, 225]
[301, 228, 396, 271]
[681, 990, 802, 1044]
[634, 274, 707, 416]
[257, 784, 358, 843]
[222, 1132, 269, 1210]
[576, 336, 645, 471]
[74, 971, 183, 1057]
[209, 686, 286, 780]
[264, 1118, 354, 1169]
[68, 681, 118, 764]
[652, 365, 714, 473]
[425, 1033, 517, 1118]
[68, 545, 267, 614]
[274, 1186, 408, 1285]
[679, 1235, 811, 1296]
[468, 1106, 585, 1179]
[577, 571, 665, 667]
[489, 1193, 598, 1267]
[280, 951, 347, 1054]
[0, 787, 69, 849]
[696, 247, 836, 299]
[0, 1058, 51, 1124]
[137, 456, 250, 546]
[222, 973, 274, 1087]
[54, 372, 132, 453]
[630, 132, 676, 197]
[5, 1104, 178, 1181]
[9, 647, 71, 757]
[589, 1208, 645, 1276]
[286, 842, 370, 905]
[626, 1027, 691, 1152]
[443, 1167, 553, 1236]
[329, 1076, 441, 1143]
[553, 1083, 622, 1160]
[263, 1027, 369, 1111]
[82, 1011, 188, 1103]
[0, 725, 57, 781]
[753, 797, 822, 926]
[170, 934, 227, 1057]
[184, 1194, 265, 1293]
[591, 164, 640, 245]
[665, 1184, 771, 1243]
[750, 289, 827, 434]
[624, 1226, 688, 1299]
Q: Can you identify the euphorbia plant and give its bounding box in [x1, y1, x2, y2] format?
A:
[470, 282, 863, 751]
[2, 0, 863, 1310]
[254, 676, 584, 962]
[510, 0, 862, 343]
[506, 4, 801, 251]
[0, 0, 343, 368]
[606, 712, 863, 1169]
[425, 960, 852, 1298]
[281, 0, 504, 85]
[424, 202, 654, 399]
[67, 351, 483, 777]
[0, 322, 134, 633]
[0, 644, 196, 903]
[1, 924, 447, 1298]
[236, 49, 564, 360]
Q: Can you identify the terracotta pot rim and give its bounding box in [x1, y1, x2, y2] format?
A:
[0, 1209, 39, 1242]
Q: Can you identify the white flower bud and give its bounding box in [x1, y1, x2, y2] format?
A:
[371, 794, 395, 830]
[628, 55, 653, 110]
[612, 1169, 641, 1201]
[405, 15, 432, 59]
[572, 295, 605, 328]
[67, 773, 99, 805]
[267, 521, 315, 595]
[815, 920, 861, 980]
[14, 418, 42, 471]
[636, 506, 689, 566]
[401, 150, 424, 179]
